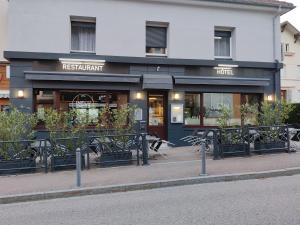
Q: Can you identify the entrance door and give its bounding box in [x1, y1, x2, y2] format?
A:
[148, 93, 167, 140]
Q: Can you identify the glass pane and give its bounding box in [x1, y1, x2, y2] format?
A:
[214, 36, 230, 57]
[60, 92, 128, 125]
[184, 94, 201, 125]
[35, 90, 54, 120]
[149, 95, 164, 126]
[71, 22, 95, 52]
[203, 93, 241, 126]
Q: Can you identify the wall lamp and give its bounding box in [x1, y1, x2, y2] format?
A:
[173, 93, 181, 100]
[136, 92, 143, 100]
[267, 95, 274, 102]
[17, 90, 24, 98]
[217, 64, 239, 68]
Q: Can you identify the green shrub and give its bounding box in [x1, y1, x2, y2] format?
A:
[286, 103, 300, 124]
[0, 108, 38, 160]
[258, 101, 294, 126]
[0, 108, 37, 141]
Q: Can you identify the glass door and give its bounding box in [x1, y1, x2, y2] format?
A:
[148, 93, 167, 140]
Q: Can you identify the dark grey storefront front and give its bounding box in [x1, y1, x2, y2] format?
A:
[5, 51, 281, 146]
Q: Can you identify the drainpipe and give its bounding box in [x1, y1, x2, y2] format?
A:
[273, 6, 282, 101]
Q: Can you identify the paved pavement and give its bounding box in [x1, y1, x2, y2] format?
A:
[1, 174, 300, 225]
[1, 147, 300, 196]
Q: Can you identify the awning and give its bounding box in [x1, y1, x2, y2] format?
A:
[174, 76, 270, 86]
[25, 71, 141, 83]
[0, 90, 9, 99]
[142, 74, 173, 90]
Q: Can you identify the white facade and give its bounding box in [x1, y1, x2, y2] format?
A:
[0, 0, 8, 62]
[281, 21, 300, 103]
[7, 0, 288, 62]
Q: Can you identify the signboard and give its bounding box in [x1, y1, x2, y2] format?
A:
[214, 67, 234, 75]
[134, 108, 143, 121]
[59, 58, 105, 72]
[171, 104, 184, 124]
[213, 64, 238, 76]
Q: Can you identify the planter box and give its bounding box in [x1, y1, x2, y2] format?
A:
[221, 144, 249, 157]
[99, 151, 133, 167]
[51, 154, 85, 171]
[254, 141, 286, 152]
[0, 158, 36, 175]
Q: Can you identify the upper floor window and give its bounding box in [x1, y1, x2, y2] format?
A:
[285, 43, 290, 52]
[214, 30, 232, 59]
[71, 18, 96, 53]
[146, 23, 168, 56]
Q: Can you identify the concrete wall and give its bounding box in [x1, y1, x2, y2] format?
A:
[0, 0, 8, 62]
[281, 28, 300, 103]
[8, 0, 280, 62]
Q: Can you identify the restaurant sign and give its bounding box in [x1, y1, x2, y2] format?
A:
[59, 58, 106, 72]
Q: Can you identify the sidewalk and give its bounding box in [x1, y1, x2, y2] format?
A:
[1, 146, 300, 197]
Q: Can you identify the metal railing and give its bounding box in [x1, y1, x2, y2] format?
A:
[182, 125, 292, 159]
[0, 133, 148, 175]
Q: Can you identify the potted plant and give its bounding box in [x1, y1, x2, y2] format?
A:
[217, 106, 249, 157]
[253, 101, 294, 152]
[0, 108, 38, 174]
[43, 109, 86, 171]
[97, 105, 137, 167]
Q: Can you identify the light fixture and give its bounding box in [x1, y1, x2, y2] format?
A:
[174, 93, 180, 100]
[17, 90, 24, 98]
[217, 64, 239, 68]
[59, 58, 106, 64]
[267, 95, 274, 102]
[136, 92, 142, 100]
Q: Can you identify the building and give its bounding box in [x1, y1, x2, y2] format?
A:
[0, 0, 9, 111]
[281, 21, 300, 103]
[4, 0, 294, 145]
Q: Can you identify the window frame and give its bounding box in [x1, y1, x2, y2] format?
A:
[184, 92, 261, 128]
[145, 22, 169, 57]
[214, 29, 233, 59]
[70, 16, 96, 54]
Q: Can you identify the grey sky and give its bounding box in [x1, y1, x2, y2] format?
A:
[281, 0, 300, 30]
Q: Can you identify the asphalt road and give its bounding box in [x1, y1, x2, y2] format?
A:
[1, 175, 300, 225]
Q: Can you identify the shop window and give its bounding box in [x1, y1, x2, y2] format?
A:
[34, 90, 129, 126]
[184, 94, 201, 125]
[203, 93, 241, 126]
[71, 19, 96, 53]
[35, 90, 55, 121]
[214, 30, 232, 58]
[60, 91, 128, 125]
[146, 23, 168, 56]
[184, 93, 261, 127]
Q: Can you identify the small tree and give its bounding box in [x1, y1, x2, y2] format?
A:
[216, 105, 231, 129]
[240, 103, 259, 126]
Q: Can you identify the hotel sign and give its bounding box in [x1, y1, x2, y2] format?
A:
[59, 58, 105, 72]
[213, 64, 238, 76]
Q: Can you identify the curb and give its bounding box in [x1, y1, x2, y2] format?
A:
[1, 167, 300, 205]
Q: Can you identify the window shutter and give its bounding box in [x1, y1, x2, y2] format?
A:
[215, 31, 231, 38]
[146, 26, 167, 48]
